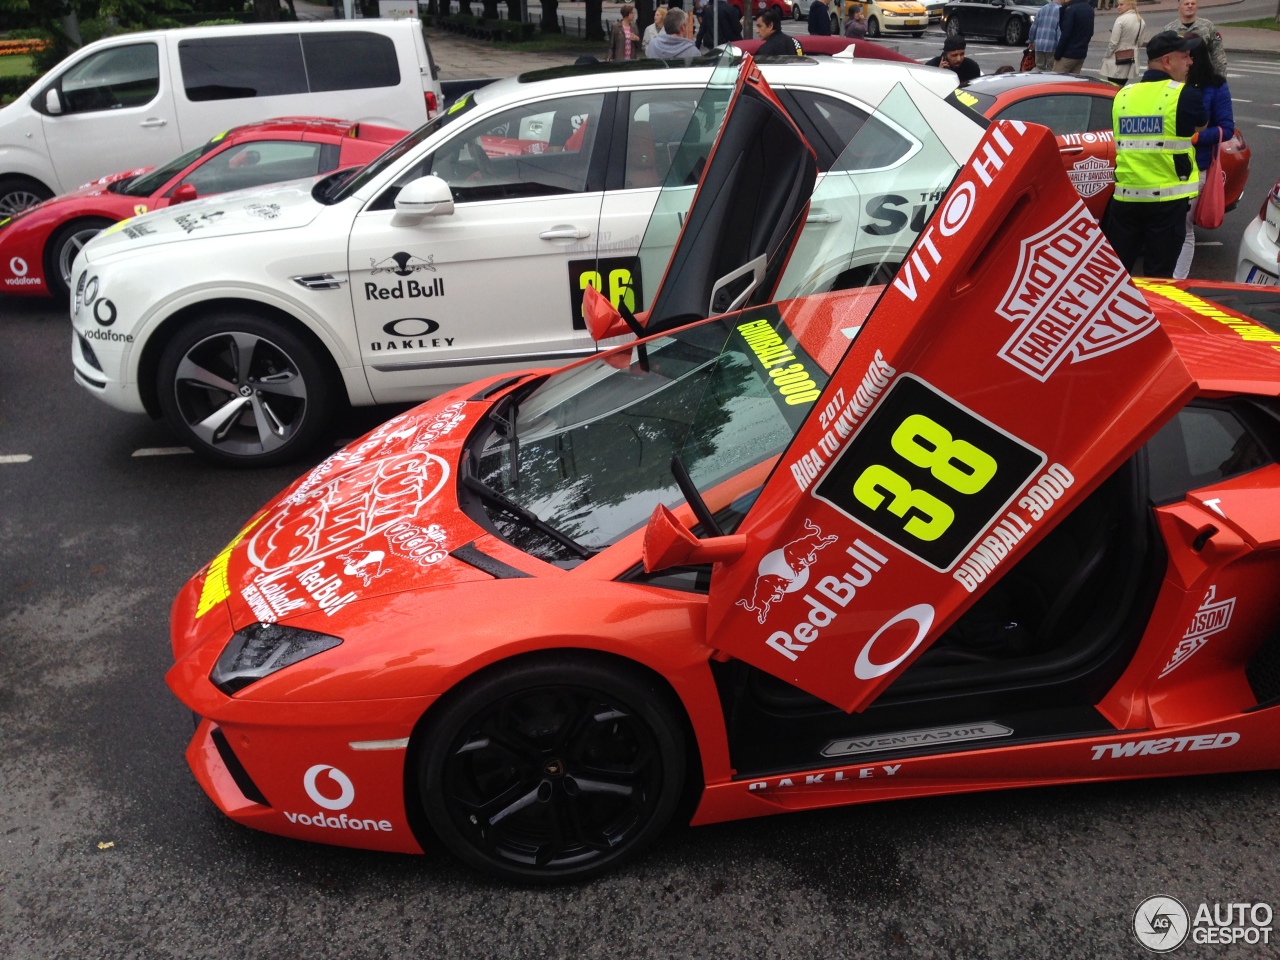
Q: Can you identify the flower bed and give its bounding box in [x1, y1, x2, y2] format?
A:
[0, 39, 51, 56]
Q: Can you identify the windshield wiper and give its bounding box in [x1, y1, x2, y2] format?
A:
[488, 397, 520, 488]
[462, 456, 595, 560]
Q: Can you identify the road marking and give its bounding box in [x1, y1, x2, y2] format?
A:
[0, 454, 32, 464]
[1195, 242, 1223, 248]
[131, 446, 193, 457]
[1231, 98, 1252, 102]
[1260, 124, 1280, 131]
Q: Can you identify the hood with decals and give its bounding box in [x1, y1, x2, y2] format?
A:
[83, 179, 324, 258]
[875, 1, 928, 12]
[198, 397, 500, 630]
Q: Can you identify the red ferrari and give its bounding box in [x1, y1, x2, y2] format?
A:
[0, 117, 405, 301]
[168, 61, 1280, 884]
[956, 74, 1250, 220]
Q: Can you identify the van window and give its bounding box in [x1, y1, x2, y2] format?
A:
[178, 32, 400, 102]
[179, 36, 308, 101]
[301, 32, 400, 92]
[59, 43, 160, 114]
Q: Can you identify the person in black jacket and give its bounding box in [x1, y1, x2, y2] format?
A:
[926, 35, 981, 83]
[756, 6, 805, 55]
[807, 0, 832, 34]
[1054, 0, 1094, 73]
[696, 0, 743, 48]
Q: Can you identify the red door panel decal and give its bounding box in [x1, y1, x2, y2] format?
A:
[705, 120, 1197, 712]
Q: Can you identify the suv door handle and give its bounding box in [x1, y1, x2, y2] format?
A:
[807, 210, 841, 224]
[539, 226, 591, 240]
[140, 118, 168, 128]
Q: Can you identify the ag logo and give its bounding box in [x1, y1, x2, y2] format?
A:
[1133, 895, 1190, 953]
[81, 275, 117, 326]
[303, 764, 355, 811]
[9, 256, 27, 276]
[382, 317, 440, 338]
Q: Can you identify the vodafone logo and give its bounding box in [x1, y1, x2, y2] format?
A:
[4, 256, 39, 287]
[855, 604, 935, 681]
[10, 256, 27, 276]
[303, 764, 355, 810]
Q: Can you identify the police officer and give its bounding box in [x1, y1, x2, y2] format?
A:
[1104, 30, 1207, 277]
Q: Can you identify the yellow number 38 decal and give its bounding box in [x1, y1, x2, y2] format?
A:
[852, 414, 998, 542]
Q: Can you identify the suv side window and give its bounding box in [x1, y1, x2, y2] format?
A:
[373, 93, 607, 207]
[174, 141, 324, 197]
[59, 43, 160, 114]
[781, 90, 913, 171]
[1146, 403, 1272, 504]
[622, 89, 704, 189]
[993, 94, 1094, 136]
[178, 36, 308, 101]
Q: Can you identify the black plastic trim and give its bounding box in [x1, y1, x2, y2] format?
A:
[450, 541, 533, 579]
[210, 725, 270, 806]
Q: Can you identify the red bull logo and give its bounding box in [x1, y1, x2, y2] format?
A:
[737, 520, 838, 625]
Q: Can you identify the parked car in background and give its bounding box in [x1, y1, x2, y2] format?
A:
[68, 55, 980, 466]
[0, 117, 406, 301]
[1236, 177, 1280, 287]
[849, 0, 931, 37]
[0, 19, 441, 217]
[943, 0, 1049, 45]
[954, 73, 1250, 219]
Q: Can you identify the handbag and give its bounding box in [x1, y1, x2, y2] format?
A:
[1113, 48, 1135, 64]
[1194, 146, 1225, 230]
[1020, 46, 1035, 71]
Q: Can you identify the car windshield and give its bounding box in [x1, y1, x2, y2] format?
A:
[111, 139, 218, 197]
[469, 310, 826, 564]
[320, 91, 480, 204]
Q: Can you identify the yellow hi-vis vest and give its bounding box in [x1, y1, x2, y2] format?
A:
[1113, 79, 1199, 202]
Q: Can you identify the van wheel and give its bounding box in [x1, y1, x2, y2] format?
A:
[156, 312, 336, 467]
[45, 218, 114, 301]
[0, 176, 53, 217]
[419, 655, 687, 883]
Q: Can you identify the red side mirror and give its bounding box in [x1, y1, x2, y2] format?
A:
[583, 283, 633, 342]
[642, 503, 747, 573]
[170, 184, 198, 205]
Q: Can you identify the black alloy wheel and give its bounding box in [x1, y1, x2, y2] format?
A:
[45, 217, 114, 301]
[420, 655, 687, 883]
[156, 311, 336, 467]
[0, 176, 53, 217]
[1004, 15, 1025, 45]
[945, 14, 962, 36]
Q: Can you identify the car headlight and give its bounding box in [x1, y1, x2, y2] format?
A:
[211, 622, 343, 694]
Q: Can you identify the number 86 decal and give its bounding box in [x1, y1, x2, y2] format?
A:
[851, 414, 997, 542]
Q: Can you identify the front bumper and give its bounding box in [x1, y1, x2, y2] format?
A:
[1236, 215, 1279, 287]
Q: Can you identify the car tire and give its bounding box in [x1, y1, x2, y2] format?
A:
[45, 217, 114, 301]
[1003, 16, 1025, 45]
[156, 312, 337, 467]
[793, 1, 803, 18]
[913, 30, 925, 36]
[867, 15, 881, 36]
[419, 653, 688, 884]
[945, 14, 962, 36]
[0, 175, 53, 218]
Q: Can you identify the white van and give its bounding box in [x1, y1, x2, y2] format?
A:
[0, 19, 441, 216]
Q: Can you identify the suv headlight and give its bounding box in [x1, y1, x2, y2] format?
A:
[211, 622, 343, 694]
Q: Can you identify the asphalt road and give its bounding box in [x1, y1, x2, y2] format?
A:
[5, 64, 1280, 958]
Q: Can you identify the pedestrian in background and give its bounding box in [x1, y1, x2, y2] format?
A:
[1173, 38, 1233, 278]
[1164, 0, 1227, 77]
[647, 7, 702, 57]
[609, 4, 641, 61]
[696, 0, 742, 49]
[643, 5, 667, 54]
[1029, 0, 1062, 71]
[844, 5, 867, 36]
[1053, 0, 1093, 73]
[1104, 30, 1207, 277]
[1100, 0, 1145, 85]
[808, 0, 832, 35]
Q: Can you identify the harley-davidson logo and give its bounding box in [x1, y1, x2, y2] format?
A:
[1159, 585, 1236, 678]
[1068, 155, 1114, 198]
[996, 202, 1158, 382]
